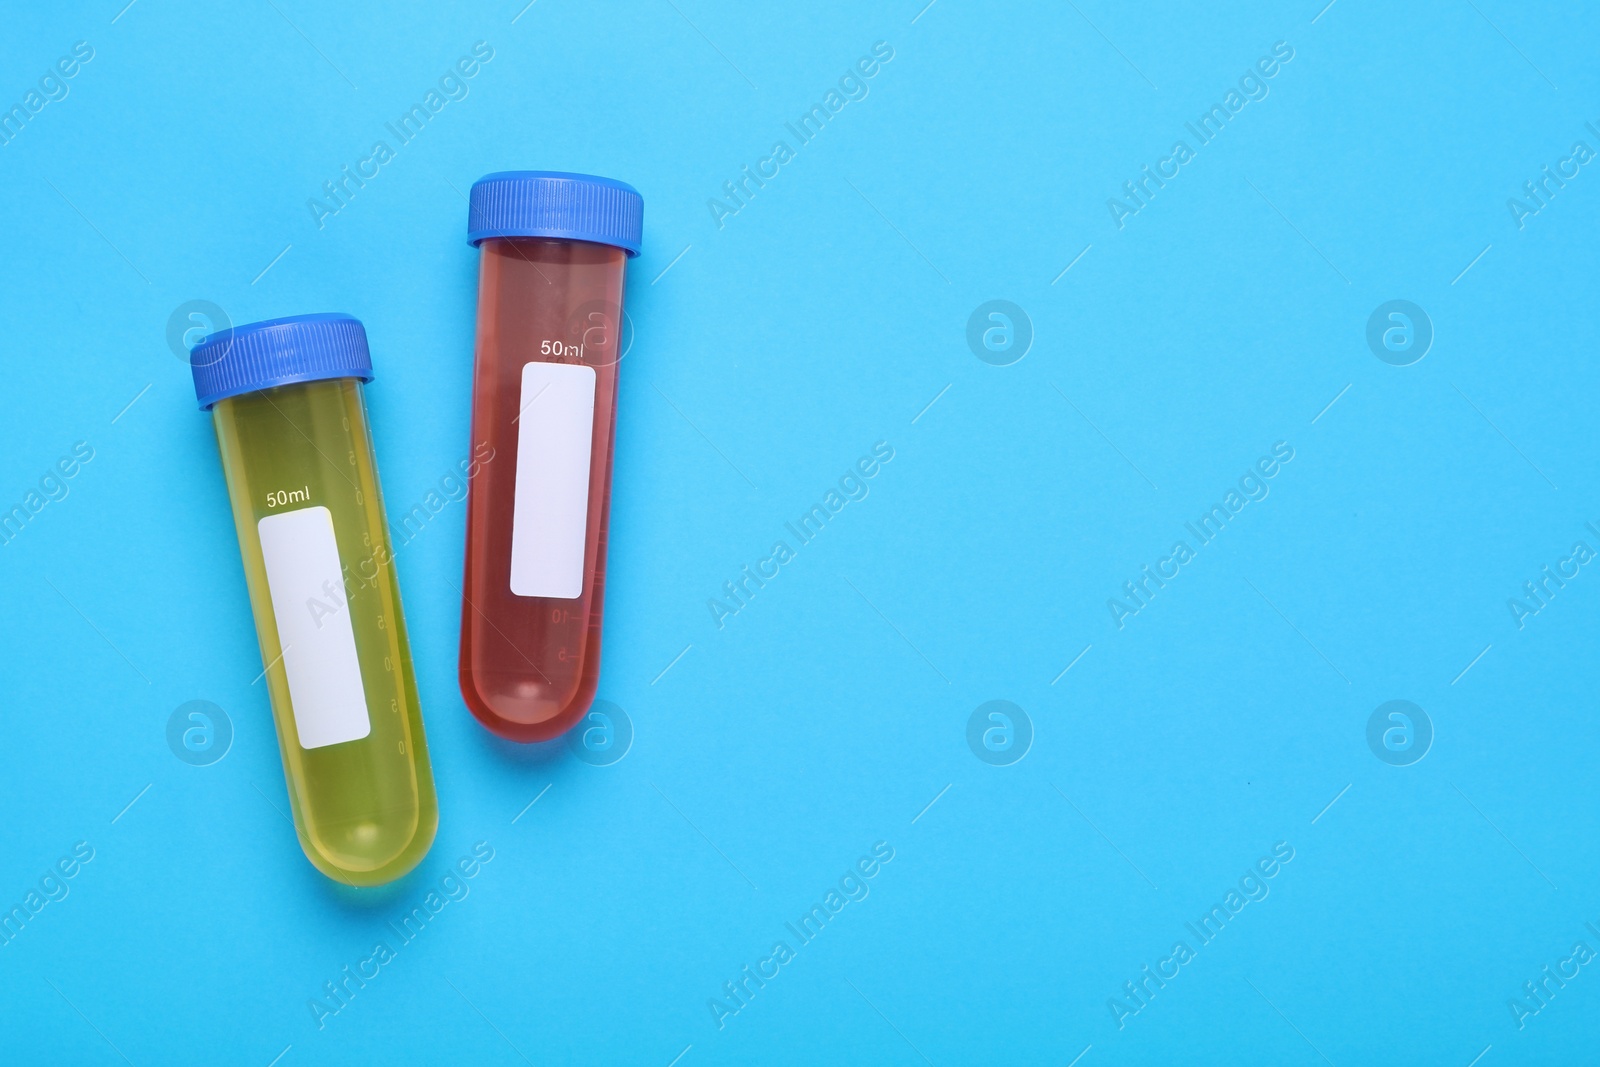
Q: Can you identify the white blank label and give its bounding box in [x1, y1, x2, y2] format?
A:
[257, 505, 371, 750]
[509, 361, 596, 599]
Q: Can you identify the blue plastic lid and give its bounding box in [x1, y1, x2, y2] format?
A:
[189, 313, 373, 410]
[467, 171, 643, 255]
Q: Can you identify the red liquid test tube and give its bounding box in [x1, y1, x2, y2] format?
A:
[458, 172, 643, 742]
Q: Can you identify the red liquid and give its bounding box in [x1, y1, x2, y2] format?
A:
[459, 237, 628, 741]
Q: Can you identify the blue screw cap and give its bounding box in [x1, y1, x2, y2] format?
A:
[467, 171, 643, 255]
[189, 313, 374, 410]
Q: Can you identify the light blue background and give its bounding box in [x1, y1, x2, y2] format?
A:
[1, 0, 1597, 1063]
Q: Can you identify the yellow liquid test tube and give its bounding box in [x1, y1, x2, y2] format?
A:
[192, 314, 436, 886]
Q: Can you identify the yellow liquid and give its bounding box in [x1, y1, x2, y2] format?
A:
[213, 378, 436, 886]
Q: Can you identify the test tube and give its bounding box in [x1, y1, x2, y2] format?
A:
[458, 171, 643, 742]
[190, 314, 437, 885]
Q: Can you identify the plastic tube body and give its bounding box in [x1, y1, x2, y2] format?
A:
[213, 378, 437, 885]
[459, 237, 628, 741]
